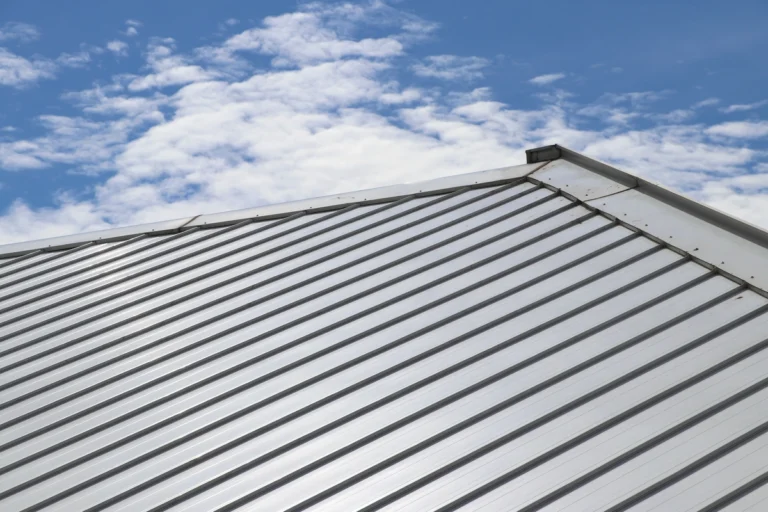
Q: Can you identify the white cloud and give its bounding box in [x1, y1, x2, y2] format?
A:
[222, 12, 404, 67]
[127, 38, 218, 91]
[379, 87, 422, 104]
[0, 1, 766, 244]
[720, 100, 768, 113]
[706, 121, 768, 139]
[652, 108, 695, 123]
[225, 18, 239, 26]
[125, 19, 142, 37]
[602, 90, 671, 105]
[106, 40, 129, 56]
[0, 48, 56, 87]
[529, 73, 566, 85]
[57, 51, 91, 68]
[693, 98, 720, 109]
[411, 55, 490, 81]
[0, 22, 40, 43]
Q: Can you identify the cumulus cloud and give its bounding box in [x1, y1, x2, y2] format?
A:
[0, 1, 766, 244]
[0, 48, 56, 87]
[0, 22, 40, 43]
[411, 55, 489, 81]
[720, 100, 768, 113]
[529, 73, 566, 85]
[106, 40, 129, 56]
[125, 19, 142, 37]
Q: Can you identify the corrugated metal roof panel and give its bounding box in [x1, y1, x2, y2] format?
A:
[1, 151, 768, 511]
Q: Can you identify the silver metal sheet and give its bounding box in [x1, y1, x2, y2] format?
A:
[1, 168, 768, 512]
[530, 159, 629, 201]
[721, 481, 768, 511]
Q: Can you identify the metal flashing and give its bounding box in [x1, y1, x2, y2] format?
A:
[528, 144, 768, 250]
[528, 158, 630, 201]
[0, 217, 196, 259]
[185, 162, 543, 227]
[0, 162, 543, 259]
[526, 144, 768, 294]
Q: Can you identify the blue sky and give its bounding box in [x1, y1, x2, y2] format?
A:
[0, 0, 766, 243]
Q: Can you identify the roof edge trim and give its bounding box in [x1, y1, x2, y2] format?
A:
[0, 161, 546, 259]
[527, 144, 768, 251]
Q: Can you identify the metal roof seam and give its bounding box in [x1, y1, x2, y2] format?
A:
[145, 247, 701, 512]
[604, 382, 768, 511]
[0, 198, 612, 506]
[0, 248, 43, 271]
[0, 218, 270, 331]
[134, 247, 682, 512]
[0, 240, 96, 281]
[0, 186, 555, 433]
[430, 294, 767, 512]
[526, 173, 768, 302]
[0, 204, 368, 363]
[0, 186, 544, 411]
[82, 223, 633, 510]
[0, 200, 595, 454]
[2, 214, 623, 495]
[0, 212, 301, 317]
[522, 334, 768, 511]
[261, 275, 742, 512]
[0, 212, 608, 504]
[697, 467, 768, 511]
[0, 192, 471, 377]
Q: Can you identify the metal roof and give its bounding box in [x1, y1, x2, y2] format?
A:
[1, 147, 768, 511]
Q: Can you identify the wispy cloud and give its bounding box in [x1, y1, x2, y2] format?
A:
[0, 22, 40, 43]
[529, 72, 566, 85]
[693, 98, 720, 109]
[720, 100, 768, 113]
[106, 40, 129, 57]
[411, 55, 490, 81]
[57, 51, 91, 68]
[706, 121, 768, 138]
[603, 90, 672, 105]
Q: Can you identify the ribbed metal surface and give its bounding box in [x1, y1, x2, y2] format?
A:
[1, 178, 768, 511]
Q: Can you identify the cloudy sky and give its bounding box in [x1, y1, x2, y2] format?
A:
[0, 0, 766, 244]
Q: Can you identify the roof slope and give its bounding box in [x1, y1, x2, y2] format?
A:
[1, 148, 768, 510]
